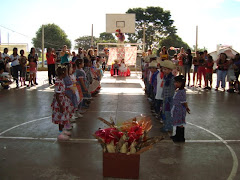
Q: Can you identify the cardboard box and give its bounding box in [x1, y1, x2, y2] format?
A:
[103, 152, 140, 179]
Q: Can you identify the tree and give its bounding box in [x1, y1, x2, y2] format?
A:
[99, 32, 116, 42]
[74, 36, 98, 50]
[158, 34, 190, 57]
[32, 24, 71, 50]
[126, 7, 176, 49]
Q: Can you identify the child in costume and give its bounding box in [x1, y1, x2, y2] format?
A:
[171, 75, 190, 142]
[75, 58, 90, 108]
[51, 66, 74, 141]
[63, 64, 82, 121]
[160, 60, 176, 133]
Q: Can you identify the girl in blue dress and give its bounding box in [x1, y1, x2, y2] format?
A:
[171, 75, 190, 142]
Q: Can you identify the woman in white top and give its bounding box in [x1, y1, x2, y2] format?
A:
[119, 59, 127, 73]
[10, 47, 21, 88]
[1, 48, 10, 73]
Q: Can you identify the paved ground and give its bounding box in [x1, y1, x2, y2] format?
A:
[0, 71, 240, 180]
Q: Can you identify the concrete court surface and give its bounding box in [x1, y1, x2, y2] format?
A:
[0, 71, 240, 180]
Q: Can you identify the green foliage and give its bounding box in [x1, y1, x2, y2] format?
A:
[126, 6, 176, 49]
[159, 34, 190, 50]
[74, 32, 117, 50]
[32, 24, 71, 50]
[99, 32, 116, 42]
[192, 45, 208, 52]
[158, 34, 190, 57]
[74, 36, 98, 50]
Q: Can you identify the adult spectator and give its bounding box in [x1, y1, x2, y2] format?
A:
[10, 47, 21, 88]
[183, 49, 193, 86]
[216, 53, 229, 91]
[77, 47, 84, 59]
[28, 47, 38, 85]
[159, 46, 169, 61]
[1, 48, 10, 73]
[177, 47, 186, 75]
[46, 48, 56, 85]
[60, 45, 71, 65]
[72, 51, 77, 62]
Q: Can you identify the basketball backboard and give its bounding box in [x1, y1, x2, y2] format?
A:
[106, 14, 135, 33]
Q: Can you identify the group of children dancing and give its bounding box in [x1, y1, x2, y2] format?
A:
[51, 45, 102, 140]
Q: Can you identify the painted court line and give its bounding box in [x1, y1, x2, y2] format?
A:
[1, 136, 240, 143]
[0, 116, 51, 136]
[187, 122, 238, 180]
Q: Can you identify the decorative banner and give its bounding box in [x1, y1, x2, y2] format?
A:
[108, 46, 137, 66]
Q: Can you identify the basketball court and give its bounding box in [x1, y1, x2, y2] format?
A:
[0, 71, 240, 179]
[1, 14, 240, 180]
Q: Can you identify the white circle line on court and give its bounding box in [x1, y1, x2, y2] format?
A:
[0, 115, 238, 179]
[0, 116, 51, 136]
[0, 136, 240, 144]
[187, 122, 238, 180]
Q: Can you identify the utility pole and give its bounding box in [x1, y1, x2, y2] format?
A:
[42, 24, 44, 68]
[143, 23, 146, 53]
[195, 25, 198, 56]
[91, 24, 93, 48]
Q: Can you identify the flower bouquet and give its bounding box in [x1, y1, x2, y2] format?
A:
[94, 115, 164, 179]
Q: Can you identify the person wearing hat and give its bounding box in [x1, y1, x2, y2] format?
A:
[151, 61, 164, 120]
[145, 58, 157, 97]
[160, 60, 176, 133]
[149, 61, 158, 102]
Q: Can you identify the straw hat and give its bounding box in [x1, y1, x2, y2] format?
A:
[148, 61, 158, 68]
[159, 60, 175, 70]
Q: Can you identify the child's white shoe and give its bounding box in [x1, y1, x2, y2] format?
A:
[58, 133, 70, 141]
[72, 114, 77, 119]
[77, 112, 83, 118]
[62, 131, 71, 136]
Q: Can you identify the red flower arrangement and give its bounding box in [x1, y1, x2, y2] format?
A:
[94, 115, 164, 154]
[115, 29, 125, 42]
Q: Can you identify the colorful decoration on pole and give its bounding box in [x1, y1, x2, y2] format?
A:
[115, 29, 125, 42]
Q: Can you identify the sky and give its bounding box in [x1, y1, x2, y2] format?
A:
[0, 0, 239, 53]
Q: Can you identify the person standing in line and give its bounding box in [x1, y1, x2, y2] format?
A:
[10, 47, 21, 88]
[170, 75, 190, 143]
[183, 49, 192, 86]
[28, 47, 38, 85]
[51, 66, 74, 141]
[46, 48, 56, 85]
[216, 53, 229, 91]
[153, 63, 164, 122]
[19, 50, 27, 86]
[160, 60, 176, 133]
